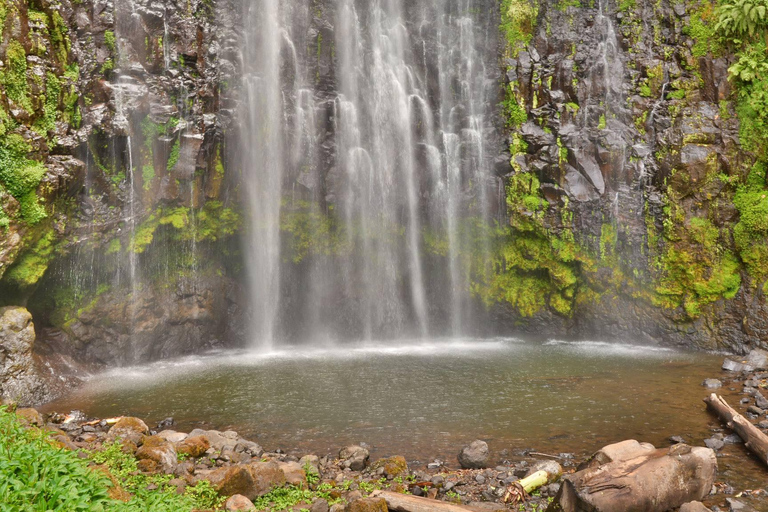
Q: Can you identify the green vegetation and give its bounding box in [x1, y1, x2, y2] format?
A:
[1, 40, 32, 113]
[5, 229, 57, 287]
[501, 0, 538, 57]
[0, 407, 226, 511]
[0, 134, 47, 224]
[280, 201, 351, 263]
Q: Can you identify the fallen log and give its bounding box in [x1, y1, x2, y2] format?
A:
[704, 393, 768, 467]
[546, 441, 716, 512]
[371, 490, 478, 512]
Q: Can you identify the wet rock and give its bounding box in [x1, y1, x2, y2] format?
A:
[458, 440, 490, 469]
[108, 417, 150, 445]
[225, 494, 255, 511]
[345, 497, 387, 512]
[758, 420, 768, 429]
[157, 430, 188, 443]
[723, 359, 754, 373]
[702, 379, 722, 389]
[177, 435, 211, 458]
[235, 439, 263, 457]
[746, 349, 768, 370]
[723, 434, 742, 444]
[746, 405, 765, 416]
[726, 498, 749, 511]
[188, 429, 239, 452]
[369, 456, 408, 479]
[340, 445, 369, 471]
[755, 391, 768, 410]
[669, 435, 686, 444]
[680, 502, 712, 512]
[704, 437, 725, 451]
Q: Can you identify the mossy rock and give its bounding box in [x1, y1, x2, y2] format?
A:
[369, 456, 408, 478]
[345, 497, 388, 512]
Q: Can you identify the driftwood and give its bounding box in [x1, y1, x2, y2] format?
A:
[371, 491, 480, 512]
[546, 441, 716, 512]
[704, 393, 768, 467]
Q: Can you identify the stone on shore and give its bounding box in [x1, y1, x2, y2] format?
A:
[225, 494, 255, 511]
[548, 441, 716, 512]
[702, 379, 722, 389]
[0, 307, 47, 405]
[15, 407, 44, 426]
[722, 359, 754, 372]
[369, 456, 409, 479]
[746, 348, 768, 370]
[277, 461, 306, 486]
[207, 460, 286, 500]
[680, 502, 712, 512]
[345, 497, 388, 512]
[458, 440, 489, 469]
[340, 445, 370, 471]
[107, 417, 149, 445]
[176, 435, 211, 458]
[135, 435, 177, 473]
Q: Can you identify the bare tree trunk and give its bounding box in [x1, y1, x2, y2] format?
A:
[704, 393, 768, 467]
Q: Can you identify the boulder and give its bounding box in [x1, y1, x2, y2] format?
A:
[747, 349, 768, 370]
[135, 435, 177, 472]
[225, 494, 255, 511]
[458, 440, 489, 469]
[702, 379, 722, 389]
[157, 430, 188, 443]
[547, 441, 716, 512]
[722, 359, 754, 372]
[0, 307, 47, 405]
[277, 461, 306, 486]
[107, 417, 150, 445]
[176, 435, 210, 458]
[369, 456, 409, 478]
[15, 407, 44, 426]
[207, 461, 286, 500]
[340, 445, 369, 471]
[188, 428, 239, 452]
[311, 498, 330, 512]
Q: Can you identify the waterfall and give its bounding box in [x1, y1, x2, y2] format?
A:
[240, 0, 500, 346]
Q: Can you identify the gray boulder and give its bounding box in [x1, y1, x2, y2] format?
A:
[0, 307, 47, 405]
[339, 445, 369, 471]
[458, 439, 490, 469]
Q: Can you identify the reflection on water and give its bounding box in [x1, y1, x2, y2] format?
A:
[41, 338, 763, 490]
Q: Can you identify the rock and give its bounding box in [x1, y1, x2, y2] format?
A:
[680, 502, 712, 512]
[526, 460, 562, 482]
[746, 349, 768, 370]
[458, 440, 489, 469]
[207, 463, 285, 500]
[669, 436, 686, 444]
[467, 503, 507, 512]
[188, 429, 239, 452]
[225, 494, 255, 511]
[157, 430, 188, 443]
[723, 359, 754, 372]
[746, 405, 765, 416]
[579, 439, 656, 469]
[755, 391, 768, 410]
[702, 379, 722, 389]
[340, 445, 369, 471]
[235, 439, 264, 457]
[725, 498, 749, 511]
[0, 307, 47, 405]
[176, 435, 211, 458]
[277, 461, 306, 486]
[369, 456, 408, 479]
[299, 454, 321, 476]
[549, 441, 717, 512]
[107, 417, 150, 445]
[311, 498, 331, 512]
[758, 420, 768, 429]
[704, 437, 725, 451]
[15, 407, 44, 426]
[345, 497, 388, 512]
[135, 435, 177, 472]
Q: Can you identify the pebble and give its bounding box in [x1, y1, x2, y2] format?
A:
[475, 474, 486, 484]
[704, 438, 725, 451]
[703, 379, 722, 389]
[746, 405, 765, 416]
[757, 420, 768, 429]
[723, 434, 742, 444]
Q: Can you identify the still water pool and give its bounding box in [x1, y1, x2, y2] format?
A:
[42, 337, 767, 498]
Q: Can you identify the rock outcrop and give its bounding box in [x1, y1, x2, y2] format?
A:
[0, 307, 47, 404]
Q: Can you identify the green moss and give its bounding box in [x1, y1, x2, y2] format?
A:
[104, 30, 116, 52]
[280, 201, 350, 263]
[5, 229, 57, 286]
[598, 114, 606, 129]
[502, 88, 527, 128]
[50, 10, 71, 64]
[167, 138, 180, 171]
[0, 134, 47, 224]
[1, 40, 33, 113]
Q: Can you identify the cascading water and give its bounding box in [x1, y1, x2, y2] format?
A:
[239, 0, 501, 346]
